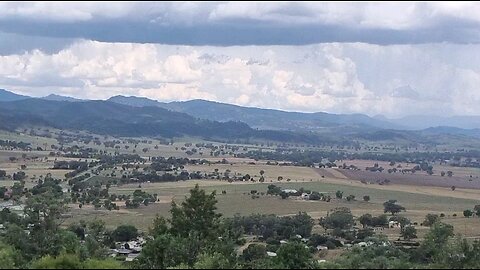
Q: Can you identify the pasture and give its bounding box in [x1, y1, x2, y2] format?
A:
[65, 179, 480, 240]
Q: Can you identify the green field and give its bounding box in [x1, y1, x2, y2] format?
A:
[66, 180, 480, 237]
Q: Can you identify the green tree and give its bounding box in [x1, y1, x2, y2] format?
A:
[0, 242, 22, 269]
[363, 195, 370, 202]
[31, 254, 83, 269]
[3, 224, 36, 260]
[423, 214, 440, 227]
[463, 209, 474, 218]
[400, 226, 417, 240]
[383, 200, 406, 215]
[59, 230, 81, 255]
[390, 215, 410, 229]
[419, 222, 455, 263]
[241, 244, 267, 263]
[113, 225, 138, 242]
[475, 205, 480, 217]
[193, 252, 234, 269]
[134, 234, 190, 269]
[149, 215, 169, 236]
[276, 242, 313, 269]
[170, 184, 221, 240]
[320, 207, 354, 230]
[358, 214, 373, 228]
[24, 190, 66, 232]
[136, 185, 233, 268]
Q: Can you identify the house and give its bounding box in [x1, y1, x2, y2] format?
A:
[301, 193, 310, 200]
[280, 240, 288, 244]
[282, 189, 298, 194]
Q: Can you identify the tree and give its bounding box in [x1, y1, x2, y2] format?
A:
[276, 242, 313, 269]
[59, 230, 81, 255]
[383, 200, 406, 215]
[400, 226, 417, 240]
[31, 254, 83, 269]
[363, 195, 370, 202]
[0, 242, 21, 269]
[0, 170, 6, 178]
[320, 207, 354, 230]
[143, 184, 226, 267]
[391, 215, 411, 229]
[423, 214, 440, 227]
[335, 190, 343, 199]
[420, 222, 455, 262]
[241, 244, 267, 263]
[463, 209, 474, 218]
[12, 171, 26, 181]
[134, 234, 190, 269]
[193, 252, 234, 269]
[359, 214, 373, 228]
[24, 190, 66, 236]
[113, 225, 138, 242]
[170, 184, 221, 239]
[309, 192, 321, 201]
[149, 215, 169, 237]
[474, 205, 480, 217]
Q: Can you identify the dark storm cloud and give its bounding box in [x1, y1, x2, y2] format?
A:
[0, 2, 479, 46]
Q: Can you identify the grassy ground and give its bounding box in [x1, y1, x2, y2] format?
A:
[1, 130, 479, 240]
[65, 180, 480, 239]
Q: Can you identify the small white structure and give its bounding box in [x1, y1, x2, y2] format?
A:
[266, 252, 277, 257]
[389, 221, 400, 228]
[282, 189, 298, 194]
[316, 245, 328, 251]
[125, 253, 140, 262]
[280, 240, 288, 244]
[356, 242, 368, 248]
[301, 193, 310, 200]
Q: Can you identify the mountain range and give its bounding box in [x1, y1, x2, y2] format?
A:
[0, 89, 479, 143]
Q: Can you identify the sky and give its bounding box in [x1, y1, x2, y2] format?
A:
[1, 2, 480, 117]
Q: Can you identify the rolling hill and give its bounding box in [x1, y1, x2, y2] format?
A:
[0, 98, 324, 143]
[0, 89, 478, 145]
[0, 89, 29, 102]
[108, 96, 402, 132]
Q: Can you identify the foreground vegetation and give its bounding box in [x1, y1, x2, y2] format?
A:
[1, 182, 479, 269]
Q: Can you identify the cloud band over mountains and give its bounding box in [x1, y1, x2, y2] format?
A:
[0, 2, 479, 117]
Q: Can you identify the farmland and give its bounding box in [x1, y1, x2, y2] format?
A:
[1, 129, 480, 268]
